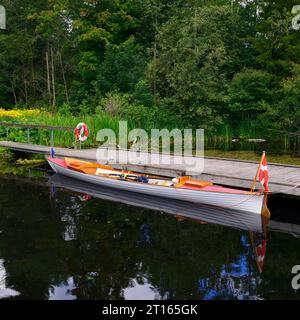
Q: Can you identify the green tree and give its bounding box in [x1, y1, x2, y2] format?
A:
[97, 36, 146, 93]
[228, 69, 275, 119]
[147, 4, 249, 129]
[276, 63, 300, 135]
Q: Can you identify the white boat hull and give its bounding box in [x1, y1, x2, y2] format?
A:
[48, 159, 265, 215]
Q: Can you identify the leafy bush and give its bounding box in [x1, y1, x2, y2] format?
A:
[97, 91, 130, 117]
[228, 69, 276, 116]
[58, 103, 72, 116]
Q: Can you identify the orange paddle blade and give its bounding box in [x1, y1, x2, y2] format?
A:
[65, 158, 114, 175]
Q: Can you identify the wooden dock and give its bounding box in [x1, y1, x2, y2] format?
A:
[1, 140, 300, 197]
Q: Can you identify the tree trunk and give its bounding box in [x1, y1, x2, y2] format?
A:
[46, 50, 52, 106]
[11, 81, 17, 105]
[59, 51, 69, 104]
[153, 38, 157, 98]
[153, 8, 158, 104]
[31, 46, 36, 99]
[24, 79, 28, 105]
[23, 66, 28, 105]
[50, 47, 56, 112]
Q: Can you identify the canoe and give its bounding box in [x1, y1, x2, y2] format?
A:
[47, 157, 268, 215]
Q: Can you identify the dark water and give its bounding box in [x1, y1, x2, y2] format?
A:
[206, 138, 300, 155]
[0, 174, 300, 300]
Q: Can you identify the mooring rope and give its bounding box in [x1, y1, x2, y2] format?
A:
[219, 182, 300, 208]
[267, 183, 300, 195]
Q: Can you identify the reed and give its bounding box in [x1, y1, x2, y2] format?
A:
[0, 110, 135, 148]
[0, 109, 299, 156]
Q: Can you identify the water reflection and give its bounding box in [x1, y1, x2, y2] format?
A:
[49, 174, 266, 234]
[123, 276, 164, 300]
[0, 259, 20, 299]
[49, 174, 270, 282]
[198, 235, 263, 300]
[0, 174, 299, 299]
[49, 277, 77, 300]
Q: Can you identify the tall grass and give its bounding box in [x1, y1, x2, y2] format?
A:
[0, 108, 298, 155]
[0, 111, 135, 148]
[205, 119, 266, 146]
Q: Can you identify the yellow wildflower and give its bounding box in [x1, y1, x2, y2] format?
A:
[0, 108, 41, 118]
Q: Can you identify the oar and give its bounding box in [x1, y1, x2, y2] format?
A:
[102, 172, 171, 184]
[107, 173, 142, 179]
[96, 169, 170, 181]
[98, 171, 149, 182]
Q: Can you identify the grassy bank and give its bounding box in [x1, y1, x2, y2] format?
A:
[1, 108, 300, 166]
[0, 108, 134, 148]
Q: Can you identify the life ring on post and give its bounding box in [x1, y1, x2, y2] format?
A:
[75, 123, 89, 142]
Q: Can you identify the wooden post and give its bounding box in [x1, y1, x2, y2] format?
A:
[27, 128, 30, 143]
[250, 151, 265, 192]
[51, 129, 54, 148]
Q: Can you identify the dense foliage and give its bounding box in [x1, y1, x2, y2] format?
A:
[0, 0, 300, 137]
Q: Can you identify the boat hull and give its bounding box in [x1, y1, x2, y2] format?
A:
[48, 158, 265, 215]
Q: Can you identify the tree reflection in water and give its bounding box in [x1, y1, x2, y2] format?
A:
[0, 176, 300, 299]
[198, 235, 263, 300]
[0, 259, 20, 298]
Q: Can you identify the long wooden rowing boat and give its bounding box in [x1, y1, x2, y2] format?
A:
[47, 157, 268, 215]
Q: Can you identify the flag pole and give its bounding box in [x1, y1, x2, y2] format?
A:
[249, 232, 263, 274]
[250, 151, 265, 193]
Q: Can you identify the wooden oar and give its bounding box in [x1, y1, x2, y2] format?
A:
[102, 172, 143, 180]
[102, 172, 169, 184]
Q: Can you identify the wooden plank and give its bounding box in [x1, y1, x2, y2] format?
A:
[1, 141, 300, 196]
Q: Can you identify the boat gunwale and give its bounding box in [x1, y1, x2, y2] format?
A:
[48, 157, 263, 197]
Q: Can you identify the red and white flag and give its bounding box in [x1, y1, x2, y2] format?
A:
[255, 239, 267, 273]
[259, 152, 269, 192]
